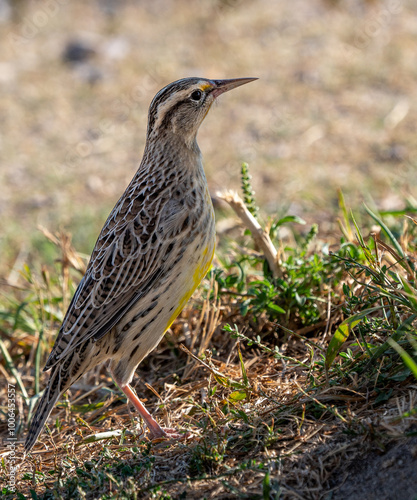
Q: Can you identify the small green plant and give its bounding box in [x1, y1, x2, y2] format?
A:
[241, 162, 259, 218]
[325, 205, 417, 385]
[3, 187, 417, 499]
[214, 163, 350, 328]
[189, 437, 227, 476]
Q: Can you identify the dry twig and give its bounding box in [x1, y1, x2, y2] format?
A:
[216, 190, 281, 278]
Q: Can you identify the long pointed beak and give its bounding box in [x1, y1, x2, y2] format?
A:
[211, 77, 258, 98]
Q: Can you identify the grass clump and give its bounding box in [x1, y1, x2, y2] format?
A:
[1, 172, 417, 498]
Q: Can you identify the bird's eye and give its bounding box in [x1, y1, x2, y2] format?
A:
[190, 90, 203, 101]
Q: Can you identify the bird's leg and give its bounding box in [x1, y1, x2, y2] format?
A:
[120, 384, 185, 439]
[120, 384, 164, 438]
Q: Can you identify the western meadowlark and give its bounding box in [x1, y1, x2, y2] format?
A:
[25, 76, 257, 452]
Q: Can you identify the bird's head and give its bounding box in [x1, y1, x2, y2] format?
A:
[146, 77, 257, 148]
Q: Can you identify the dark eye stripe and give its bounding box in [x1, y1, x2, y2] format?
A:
[148, 84, 209, 132]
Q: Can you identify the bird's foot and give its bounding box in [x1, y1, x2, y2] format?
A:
[150, 427, 189, 441]
[118, 384, 189, 441]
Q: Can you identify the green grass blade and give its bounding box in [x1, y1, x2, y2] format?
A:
[263, 470, 271, 500]
[34, 327, 45, 395]
[388, 338, 417, 379]
[0, 338, 29, 401]
[360, 315, 416, 371]
[325, 306, 383, 371]
[397, 275, 417, 314]
[350, 210, 366, 248]
[364, 204, 405, 259]
[274, 215, 306, 227]
[338, 189, 353, 240]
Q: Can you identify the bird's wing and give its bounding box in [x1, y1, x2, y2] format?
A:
[44, 179, 178, 371]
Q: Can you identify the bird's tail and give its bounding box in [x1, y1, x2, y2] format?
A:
[25, 367, 68, 453]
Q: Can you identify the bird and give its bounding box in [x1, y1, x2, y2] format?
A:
[24, 76, 257, 452]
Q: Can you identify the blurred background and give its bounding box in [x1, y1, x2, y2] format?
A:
[1, 0, 417, 274]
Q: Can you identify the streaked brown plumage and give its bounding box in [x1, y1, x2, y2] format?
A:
[25, 76, 257, 452]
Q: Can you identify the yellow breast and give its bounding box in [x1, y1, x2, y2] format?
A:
[163, 242, 215, 333]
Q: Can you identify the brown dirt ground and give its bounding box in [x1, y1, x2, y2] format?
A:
[334, 435, 417, 500]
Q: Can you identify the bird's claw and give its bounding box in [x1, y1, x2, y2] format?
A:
[150, 428, 189, 441]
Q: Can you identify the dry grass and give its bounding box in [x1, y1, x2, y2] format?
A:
[2, 0, 417, 498]
[2, 189, 417, 498]
[1, 282, 417, 498]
